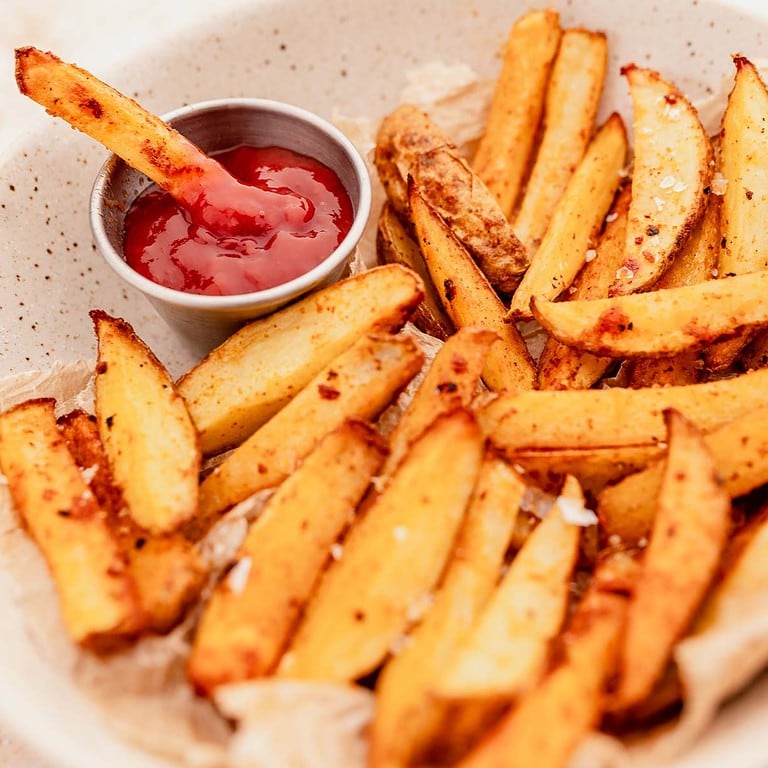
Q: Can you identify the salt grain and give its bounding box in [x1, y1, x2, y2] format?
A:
[653, 196, 666, 212]
[615, 266, 635, 280]
[393, 525, 409, 542]
[557, 496, 598, 527]
[330, 543, 344, 561]
[659, 175, 676, 189]
[226, 557, 252, 594]
[605, 212, 619, 223]
[584, 249, 597, 263]
[673, 180, 688, 193]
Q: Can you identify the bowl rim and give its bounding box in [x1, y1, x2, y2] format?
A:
[88, 96, 372, 309]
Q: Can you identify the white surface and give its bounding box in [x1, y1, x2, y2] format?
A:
[1, 0, 768, 767]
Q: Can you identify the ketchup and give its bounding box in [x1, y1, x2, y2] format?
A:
[123, 146, 354, 296]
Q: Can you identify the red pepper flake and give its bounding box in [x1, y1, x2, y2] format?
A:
[96, 361, 108, 374]
[634, 235, 644, 245]
[318, 384, 341, 400]
[746, 189, 754, 200]
[646, 225, 659, 236]
[437, 381, 458, 393]
[443, 279, 457, 301]
[664, 93, 678, 104]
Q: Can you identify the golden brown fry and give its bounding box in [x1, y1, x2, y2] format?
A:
[610, 410, 729, 711]
[514, 29, 607, 251]
[375, 104, 528, 292]
[509, 113, 627, 319]
[15, 47, 231, 214]
[58, 410, 205, 633]
[457, 564, 628, 768]
[196, 332, 423, 526]
[706, 57, 768, 370]
[92, 311, 199, 536]
[537, 184, 630, 390]
[178, 264, 423, 455]
[598, 405, 768, 545]
[481, 367, 768, 451]
[409, 183, 536, 392]
[376, 203, 453, 340]
[507, 444, 664, 497]
[382, 326, 497, 479]
[0, 399, 143, 649]
[278, 409, 484, 682]
[533, 269, 768, 359]
[369, 454, 525, 768]
[472, 9, 562, 216]
[610, 66, 712, 296]
[437, 476, 583, 701]
[188, 421, 386, 696]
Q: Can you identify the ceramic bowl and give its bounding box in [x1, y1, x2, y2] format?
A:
[90, 97, 371, 355]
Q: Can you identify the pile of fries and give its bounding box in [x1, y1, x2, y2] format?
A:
[5, 7, 768, 768]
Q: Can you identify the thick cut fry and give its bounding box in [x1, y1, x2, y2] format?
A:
[625, 194, 718, 387]
[375, 104, 528, 292]
[178, 264, 423, 455]
[599, 405, 768, 544]
[509, 113, 627, 318]
[0, 399, 142, 648]
[196, 333, 423, 525]
[437, 476, 583, 700]
[610, 411, 729, 711]
[514, 29, 607, 251]
[409, 184, 536, 392]
[533, 269, 768, 358]
[537, 184, 630, 390]
[706, 58, 768, 370]
[58, 410, 205, 633]
[188, 421, 386, 695]
[278, 409, 483, 682]
[472, 10, 562, 216]
[14, 48, 309, 236]
[92, 311, 199, 535]
[457, 570, 627, 768]
[376, 203, 453, 340]
[369, 454, 525, 768]
[481, 367, 768, 451]
[382, 326, 497, 478]
[610, 66, 712, 296]
[508, 444, 663, 496]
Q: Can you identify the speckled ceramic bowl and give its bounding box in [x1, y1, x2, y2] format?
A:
[90, 97, 371, 356]
[3, 2, 768, 768]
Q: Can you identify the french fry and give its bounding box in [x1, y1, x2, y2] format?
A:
[92, 311, 199, 536]
[514, 29, 607, 251]
[177, 264, 423, 455]
[609, 66, 712, 296]
[409, 183, 536, 392]
[376, 203, 453, 340]
[625, 193, 719, 387]
[457, 561, 628, 768]
[598, 405, 768, 545]
[609, 410, 729, 711]
[58, 410, 205, 633]
[188, 421, 386, 696]
[436, 476, 583, 701]
[481, 367, 768, 451]
[375, 104, 529, 293]
[0, 399, 143, 649]
[706, 57, 768, 370]
[472, 9, 562, 217]
[382, 326, 497, 479]
[196, 332, 423, 526]
[509, 113, 628, 319]
[536, 184, 630, 390]
[14, 48, 299, 236]
[507, 444, 664, 496]
[278, 409, 484, 682]
[369, 454, 525, 768]
[532, 269, 768, 359]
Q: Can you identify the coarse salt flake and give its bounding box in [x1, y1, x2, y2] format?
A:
[330, 543, 344, 561]
[584, 249, 597, 263]
[653, 196, 665, 212]
[659, 175, 676, 189]
[673, 180, 688, 193]
[227, 557, 252, 594]
[615, 266, 635, 280]
[393, 525, 409, 542]
[79, 464, 98, 484]
[712, 268, 719, 278]
[605, 212, 619, 223]
[557, 496, 598, 527]
[711, 173, 728, 195]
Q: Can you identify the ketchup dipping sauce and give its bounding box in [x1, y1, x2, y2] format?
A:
[123, 145, 355, 297]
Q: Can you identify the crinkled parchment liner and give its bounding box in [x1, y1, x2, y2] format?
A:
[2, 63, 768, 768]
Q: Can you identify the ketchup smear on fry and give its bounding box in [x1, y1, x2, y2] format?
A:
[123, 146, 354, 296]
